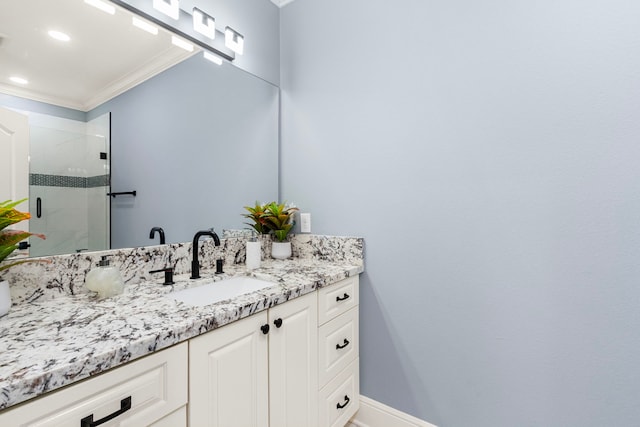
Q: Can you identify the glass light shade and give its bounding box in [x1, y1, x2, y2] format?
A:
[153, 0, 180, 20]
[224, 26, 244, 55]
[193, 8, 215, 39]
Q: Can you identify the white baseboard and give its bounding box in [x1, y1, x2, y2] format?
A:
[347, 395, 437, 427]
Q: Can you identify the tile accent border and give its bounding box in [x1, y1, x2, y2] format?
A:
[30, 173, 110, 188]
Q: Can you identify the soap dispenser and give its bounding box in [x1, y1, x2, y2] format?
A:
[246, 232, 261, 270]
[85, 255, 125, 299]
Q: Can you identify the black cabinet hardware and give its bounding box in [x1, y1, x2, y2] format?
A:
[336, 293, 350, 302]
[36, 197, 42, 218]
[81, 396, 132, 427]
[261, 324, 270, 334]
[336, 339, 350, 350]
[107, 191, 137, 198]
[274, 318, 283, 328]
[336, 395, 350, 409]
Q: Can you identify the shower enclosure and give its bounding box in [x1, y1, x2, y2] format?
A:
[28, 112, 110, 257]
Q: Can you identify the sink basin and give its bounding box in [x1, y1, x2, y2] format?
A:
[169, 276, 275, 307]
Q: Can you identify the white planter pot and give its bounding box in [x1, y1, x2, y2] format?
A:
[271, 242, 292, 260]
[0, 280, 11, 317]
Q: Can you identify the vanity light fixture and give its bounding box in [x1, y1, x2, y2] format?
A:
[48, 30, 71, 42]
[153, 0, 180, 20]
[193, 8, 215, 39]
[171, 35, 194, 52]
[224, 26, 244, 55]
[9, 76, 29, 85]
[203, 51, 223, 65]
[132, 16, 158, 35]
[84, 0, 116, 15]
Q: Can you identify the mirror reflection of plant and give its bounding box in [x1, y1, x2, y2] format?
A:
[0, 199, 46, 274]
[263, 202, 298, 242]
[242, 202, 270, 234]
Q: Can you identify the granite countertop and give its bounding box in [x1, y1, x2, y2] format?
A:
[0, 258, 363, 410]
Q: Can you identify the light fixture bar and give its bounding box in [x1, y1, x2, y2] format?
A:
[108, 0, 236, 61]
[171, 35, 194, 52]
[132, 16, 158, 35]
[193, 7, 215, 39]
[224, 26, 244, 55]
[203, 51, 223, 65]
[84, 0, 116, 15]
[153, 0, 180, 20]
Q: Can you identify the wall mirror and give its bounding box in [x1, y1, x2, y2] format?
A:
[0, 0, 279, 256]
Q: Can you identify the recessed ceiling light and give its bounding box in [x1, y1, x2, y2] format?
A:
[10, 76, 29, 85]
[84, 0, 116, 15]
[48, 30, 71, 42]
[153, 0, 180, 20]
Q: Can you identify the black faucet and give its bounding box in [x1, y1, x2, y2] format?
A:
[191, 229, 221, 279]
[150, 227, 166, 244]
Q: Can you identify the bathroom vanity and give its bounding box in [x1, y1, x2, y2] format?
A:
[0, 235, 363, 427]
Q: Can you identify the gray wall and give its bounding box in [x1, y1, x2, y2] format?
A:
[280, 0, 640, 426]
[90, 54, 279, 248]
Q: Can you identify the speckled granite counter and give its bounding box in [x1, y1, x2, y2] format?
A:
[0, 235, 364, 410]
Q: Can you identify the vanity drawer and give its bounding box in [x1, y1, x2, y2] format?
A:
[0, 343, 188, 427]
[318, 306, 359, 388]
[319, 358, 360, 427]
[318, 276, 359, 325]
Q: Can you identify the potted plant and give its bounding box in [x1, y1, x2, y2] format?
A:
[262, 202, 298, 259]
[242, 201, 270, 235]
[0, 199, 45, 316]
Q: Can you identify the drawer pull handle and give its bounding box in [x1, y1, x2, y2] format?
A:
[261, 324, 270, 334]
[336, 339, 350, 350]
[336, 293, 350, 302]
[337, 395, 351, 410]
[80, 396, 132, 427]
[274, 318, 283, 328]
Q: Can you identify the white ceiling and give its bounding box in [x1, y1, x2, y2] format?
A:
[0, 0, 196, 111]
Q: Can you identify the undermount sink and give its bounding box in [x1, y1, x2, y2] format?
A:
[169, 276, 275, 307]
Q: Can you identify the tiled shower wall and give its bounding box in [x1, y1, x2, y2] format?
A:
[24, 111, 110, 256]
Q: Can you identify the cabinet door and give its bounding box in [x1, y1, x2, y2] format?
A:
[0, 343, 188, 427]
[189, 312, 269, 427]
[269, 292, 319, 427]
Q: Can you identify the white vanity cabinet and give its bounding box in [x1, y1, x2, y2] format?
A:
[317, 276, 360, 427]
[0, 342, 188, 427]
[188, 276, 360, 427]
[188, 291, 319, 427]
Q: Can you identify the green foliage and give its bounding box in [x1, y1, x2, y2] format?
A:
[241, 201, 299, 242]
[263, 202, 298, 242]
[242, 202, 270, 234]
[0, 199, 46, 273]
